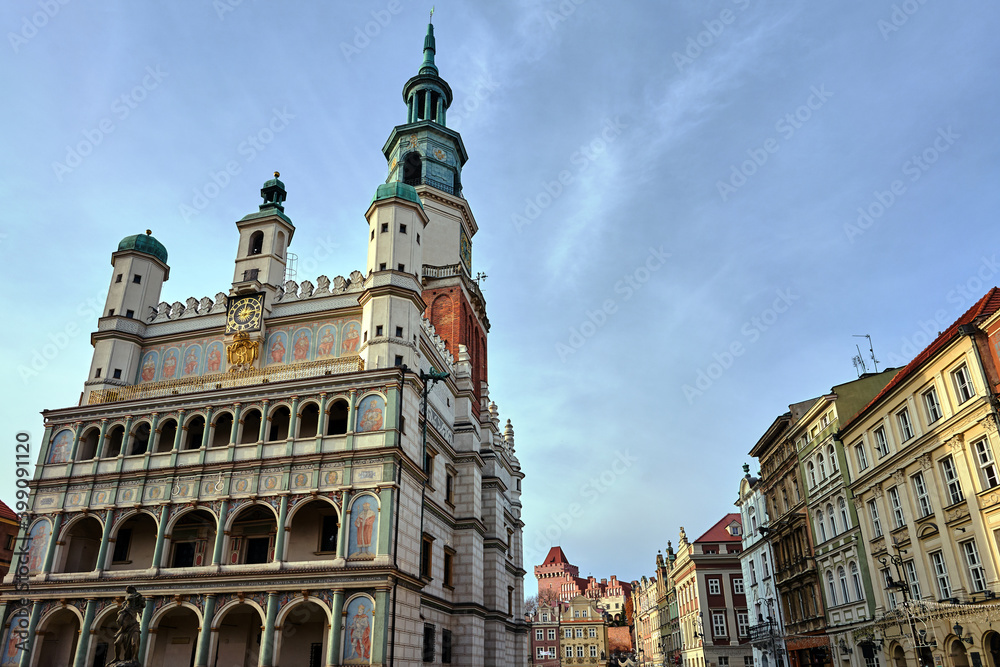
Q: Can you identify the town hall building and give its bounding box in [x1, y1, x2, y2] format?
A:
[2, 21, 526, 667]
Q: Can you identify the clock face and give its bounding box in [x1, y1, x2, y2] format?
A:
[226, 293, 264, 333]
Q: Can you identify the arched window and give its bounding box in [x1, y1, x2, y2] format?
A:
[184, 415, 205, 450]
[828, 445, 838, 472]
[78, 427, 100, 460]
[827, 571, 838, 606]
[240, 409, 262, 444]
[211, 413, 233, 447]
[817, 454, 827, 479]
[275, 231, 285, 258]
[851, 561, 864, 600]
[105, 425, 125, 457]
[839, 566, 850, 603]
[156, 418, 177, 453]
[827, 504, 837, 536]
[267, 406, 291, 442]
[298, 402, 320, 438]
[327, 399, 349, 435]
[402, 151, 422, 184]
[249, 231, 264, 256]
[839, 497, 850, 530]
[807, 462, 817, 487]
[129, 422, 151, 456]
[817, 512, 827, 542]
[748, 506, 758, 533]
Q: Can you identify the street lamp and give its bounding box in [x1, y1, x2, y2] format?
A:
[878, 541, 938, 665]
[952, 622, 974, 645]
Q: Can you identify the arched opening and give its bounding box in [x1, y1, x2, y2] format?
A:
[403, 151, 422, 184]
[78, 427, 100, 460]
[148, 606, 200, 667]
[893, 645, 906, 667]
[276, 231, 285, 258]
[156, 418, 177, 453]
[953, 640, 971, 667]
[277, 601, 328, 665]
[227, 505, 277, 565]
[987, 631, 1000, 667]
[286, 500, 339, 562]
[211, 412, 233, 447]
[184, 415, 205, 450]
[215, 605, 263, 667]
[327, 399, 349, 435]
[168, 510, 216, 568]
[918, 647, 934, 667]
[34, 608, 80, 666]
[267, 406, 291, 442]
[298, 402, 320, 438]
[105, 424, 125, 457]
[129, 421, 151, 455]
[109, 513, 158, 571]
[249, 230, 264, 256]
[58, 517, 102, 573]
[240, 409, 262, 444]
[89, 610, 119, 667]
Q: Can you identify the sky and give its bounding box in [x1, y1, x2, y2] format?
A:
[2, 1, 1000, 598]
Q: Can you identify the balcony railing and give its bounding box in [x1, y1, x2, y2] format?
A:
[403, 176, 461, 197]
[88, 356, 365, 404]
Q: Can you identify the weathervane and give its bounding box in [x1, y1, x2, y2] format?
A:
[430, 6, 435, 23]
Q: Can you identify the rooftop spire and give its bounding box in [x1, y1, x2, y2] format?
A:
[420, 20, 438, 75]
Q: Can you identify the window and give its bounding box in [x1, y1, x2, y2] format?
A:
[904, 560, 921, 599]
[709, 578, 721, 595]
[398, 263, 406, 272]
[762, 551, 770, 578]
[132, 274, 141, 284]
[446, 472, 455, 505]
[807, 462, 817, 487]
[394, 355, 404, 367]
[827, 504, 837, 536]
[930, 551, 952, 598]
[828, 444, 838, 472]
[748, 506, 757, 533]
[565, 629, 572, 639]
[113, 369, 122, 379]
[537, 648, 546, 659]
[541, 613, 548, 622]
[319, 515, 338, 552]
[954, 365, 975, 404]
[868, 500, 883, 538]
[395, 326, 403, 338]
[565, 646, 573, 658]
[423, 624, 435, 662]
[887, 487, 905, 529]
[95, 368, 101, 378]
[381, 223, 389, 233]
[839, 567, 850, 603]
[911, 472, 932, 517]
[839, 497, 850, 530]
[818, 454, 827, 479]
[896, 408, 914, 441]
[112, 528, 132, 563]
[115, 273, 122, 283]
[375, 325, 384, 337]
[548, 629, 555, 640]
[734, 577, 744, 594]
[443, 549, 455, 588]
[855, 443, 870, 471]
[851, 561, 864, 600]
[882, 569, 897, 609]
[581, 608, 587, 618]
[941, 455, 964, 504]
[975, 438, 1000, 489]
[371, 229, 374, 241]
[379, 263, 386, 271]
[400, 223, 407, 234]
[420, 534, 434, 579]
[576, 646, 584, 658]
[745, 657, 754, 667]
[737, 611, 749, 636]
[589, 627, 596, 638]
[816, 512, 827, 542]
[923, 388, 943, 423]
[712, 611, 726, 637]
[108, 309, 115, 316]
[749, 560, 757, 585]
[536, 629, 543, 641]
[873, 427, 889, 457]
[719, 657, 730, 666]
[963, 540, 987, 592]
[827, 571, 838, 606]
[125, 309, 134, 319]
[575, 628, 583, 638]
[591, 645, 598, 657]
[417, 233, 420, 244]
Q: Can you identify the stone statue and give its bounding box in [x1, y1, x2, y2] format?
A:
[111, 586, 145, 666]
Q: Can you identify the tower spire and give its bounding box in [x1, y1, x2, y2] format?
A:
[420, 19, 438, 75]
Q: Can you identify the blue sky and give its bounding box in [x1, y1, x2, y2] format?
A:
[2, 1, 999, 596]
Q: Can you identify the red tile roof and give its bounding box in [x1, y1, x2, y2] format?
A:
[694, 513, 742, 543]
[542, 546, 570, 565]
[842, 287, 1000, 431]
[0, 500, 18, 523]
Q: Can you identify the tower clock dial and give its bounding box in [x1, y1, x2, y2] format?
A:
[226, 293, 264, 333]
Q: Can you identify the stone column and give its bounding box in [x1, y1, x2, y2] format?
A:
[377, 487, 393, 556]
[274, 496, 289, 564]
[96, 419, 109, 458]
[260, 592, 279, 666]
[423, 90, 432, 122]
[328, 589, 345, 666]
[317, 393, 329, 443]
[169, 409, 185, 468]
[230, 403, 243, 444]
[40, 513, 63, 575]
[137, 596, 155, 662]
[337, 491, 352, 561]
[286, 396, 300, 456]
[94, 511, 115, 573]
[67, 422, 83, 462]
[151, 505, 169, 570]
[257, 400, 270, 458]
[146, 412, 160, 458]
[194, 594, 217, 667]
[117, 415, 134, 468]
[212, 500, 230, 566]
[18, 601, 40, 667]
[199, 406, 214, 465]
[72, 599, 97, 667]
[436, 96, 444, 124]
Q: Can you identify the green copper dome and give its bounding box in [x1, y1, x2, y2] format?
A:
[371, 182, 424, 209]
[118, 231, 168, 264]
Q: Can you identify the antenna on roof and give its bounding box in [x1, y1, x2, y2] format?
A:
[852, 344, 867, 378]
[853, 334, 879, 373]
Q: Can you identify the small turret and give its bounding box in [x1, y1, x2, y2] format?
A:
[232, 172, 295, 304]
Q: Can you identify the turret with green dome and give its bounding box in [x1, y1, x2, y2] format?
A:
[117, 230, 168, 265]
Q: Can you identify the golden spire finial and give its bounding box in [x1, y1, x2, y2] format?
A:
[274, 171, 280, 178]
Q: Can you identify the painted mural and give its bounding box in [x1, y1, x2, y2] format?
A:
[355, 395, 385, 433]
[26, 520, 50, 573]
[135, 316, 362, 383]
[343, 596, 374, 664]
[0, 612, 27, 666]
[46, 429, 73, 464]
[348, 495, 378, 559]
